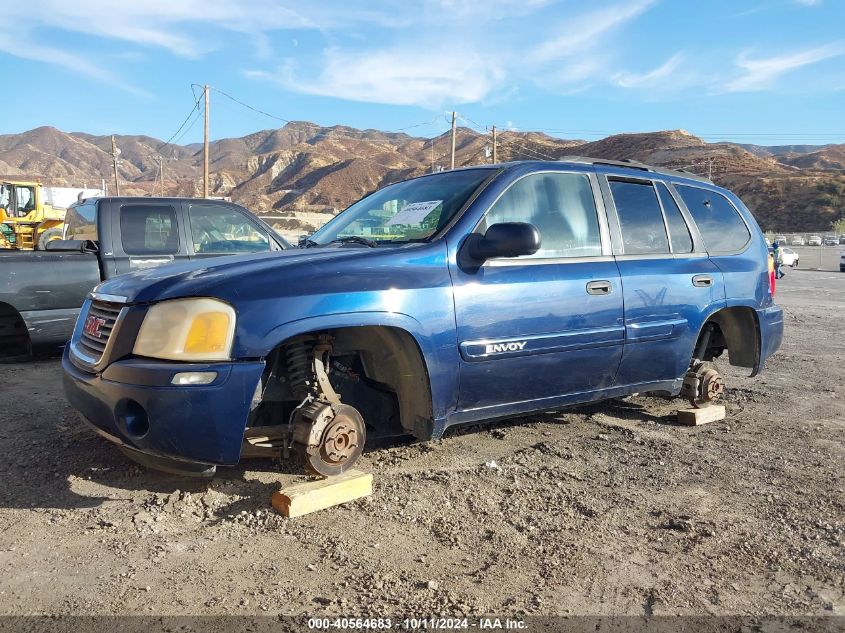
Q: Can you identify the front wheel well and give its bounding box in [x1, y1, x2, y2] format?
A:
[692, 307, 760, 370]
[255, 326, 434, 441]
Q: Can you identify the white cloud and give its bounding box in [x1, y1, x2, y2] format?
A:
[249, 47, 506, 107]
[611, 53, 685, 88]
[249, 0, 657, 107]
[531, 0, 656, 62]
[721, 42, 845, 92]
[0, 38, 150, 97]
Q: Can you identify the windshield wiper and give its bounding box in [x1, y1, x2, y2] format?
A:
[328, 236, 378, 248]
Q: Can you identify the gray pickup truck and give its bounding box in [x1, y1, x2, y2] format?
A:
[1, 197, 290, 359]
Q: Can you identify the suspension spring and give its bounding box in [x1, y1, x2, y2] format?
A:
[284, 336, 315, 398]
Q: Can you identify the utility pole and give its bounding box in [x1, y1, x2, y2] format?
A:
[158, 156, 165, 196]
[110, 135, 121, 196]
[203, 84, 210, 198]
[708, 157, 713, 179]
[491, 125, 498, 164]
[430, 138, 434, 173]
[449, 111, 457, 170]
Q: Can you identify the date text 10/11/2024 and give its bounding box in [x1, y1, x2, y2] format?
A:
[307, 617, 527, 630]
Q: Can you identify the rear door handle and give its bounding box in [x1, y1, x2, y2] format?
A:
[586, 280, 613, 295]
[692, 274, 713, 287]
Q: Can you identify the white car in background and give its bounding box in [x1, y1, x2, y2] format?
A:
[780, 247, 799, 268]
[791, 235, 806, 246]
[807, 235, 823, 246]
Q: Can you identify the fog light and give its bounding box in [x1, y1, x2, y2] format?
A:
[171, 371, 218, 385]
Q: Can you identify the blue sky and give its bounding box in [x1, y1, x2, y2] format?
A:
[1, 0, 844, 146]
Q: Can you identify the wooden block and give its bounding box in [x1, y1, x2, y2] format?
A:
[677, 405, 726, 426]
[272, 470, 373, 518]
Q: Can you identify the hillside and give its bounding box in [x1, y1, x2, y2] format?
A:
[0, 123, 842, 233]
[775, 144, 845, 171]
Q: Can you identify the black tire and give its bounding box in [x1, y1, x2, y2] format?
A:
[36, 227, 63, 250]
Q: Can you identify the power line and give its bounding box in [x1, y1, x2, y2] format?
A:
[171, 105, 205, 149]
[207, 85, 291, 125]
[203, 84, 446, 141]
[498, 136, 559, 161]
[455, 112, 561, 162]
[151, 95, 202, 156]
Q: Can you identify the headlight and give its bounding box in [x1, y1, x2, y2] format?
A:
[133, 298, 236, 362]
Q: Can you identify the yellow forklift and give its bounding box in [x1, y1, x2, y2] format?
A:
[0, 180, 66, 249]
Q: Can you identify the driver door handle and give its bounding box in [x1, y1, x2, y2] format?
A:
[692, 274, 713, 287]
[586, 280, 613, 295]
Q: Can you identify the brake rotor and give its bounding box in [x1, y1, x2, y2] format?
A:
[688, 363, 724, 409]
[293, 403, 366, 477]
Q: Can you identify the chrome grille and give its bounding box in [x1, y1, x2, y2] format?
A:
[77, 299, 123, 363]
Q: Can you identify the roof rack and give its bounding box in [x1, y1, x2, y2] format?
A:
[557, 155, 713, 183]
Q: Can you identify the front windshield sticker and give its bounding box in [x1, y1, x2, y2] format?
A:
[385, 200, 443, 226]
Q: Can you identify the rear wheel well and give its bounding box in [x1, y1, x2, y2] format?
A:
[0, 302, 31, 360]
[254, 326, 434, 441]
[692, 307, 760, 369]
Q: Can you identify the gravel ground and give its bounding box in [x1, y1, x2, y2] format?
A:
[0, 269, 842, 619]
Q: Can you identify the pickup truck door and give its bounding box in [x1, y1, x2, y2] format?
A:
[183, 201, 283, 261]
[597, 170, 726, 386]
[450, 170, 624, 414]
[108, 200, 190, 275]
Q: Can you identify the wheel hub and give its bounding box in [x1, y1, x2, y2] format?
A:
[320, 415, 361, 465]
[700, 368, 724, 402]
[291, 402, 366, 476]
[681, 362, 725, 409]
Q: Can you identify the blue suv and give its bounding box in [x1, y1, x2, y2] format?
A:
[62, 158, 783, 476]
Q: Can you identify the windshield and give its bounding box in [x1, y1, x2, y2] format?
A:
[309, 168, 494, 245]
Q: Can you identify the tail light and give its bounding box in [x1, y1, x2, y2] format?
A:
[767, 252, 776, 297]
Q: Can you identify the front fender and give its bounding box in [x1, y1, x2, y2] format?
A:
[255, 310, 458, 428]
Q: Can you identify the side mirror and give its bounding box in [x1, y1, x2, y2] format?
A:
[466, 222, 541, 261]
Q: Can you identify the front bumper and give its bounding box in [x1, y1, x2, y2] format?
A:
[62, 347, 265, 471]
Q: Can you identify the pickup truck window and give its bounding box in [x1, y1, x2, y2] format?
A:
[188, 203, 271, 254]
[675, 185, 751, 253]
[65, 201, 98, 241]
[119, 204, 179, 255]
[609, 180, 670, 255]
[480, 172, 602, 259]
[309, 169, 492, 245]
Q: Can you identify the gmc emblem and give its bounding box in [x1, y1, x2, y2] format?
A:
[83, 315, 106, 338]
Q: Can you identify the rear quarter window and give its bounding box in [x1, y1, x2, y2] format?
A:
[675, 185, 751, 253]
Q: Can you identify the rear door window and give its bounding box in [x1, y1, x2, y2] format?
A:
[119, 204, 179, 255]
[188, 203, 271, 254]
[609, 180, 669, 255]
[656, 183, 693, 253]
[65, 201, 98, 240]
[675, 185, 751, 253]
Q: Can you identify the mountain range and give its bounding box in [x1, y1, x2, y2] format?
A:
[1, 123, 843, 233]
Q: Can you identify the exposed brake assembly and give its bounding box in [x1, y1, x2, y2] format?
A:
[680, 323, 725, 409]
[681, 361, 724, 409]
[284, 335, 366, 476]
